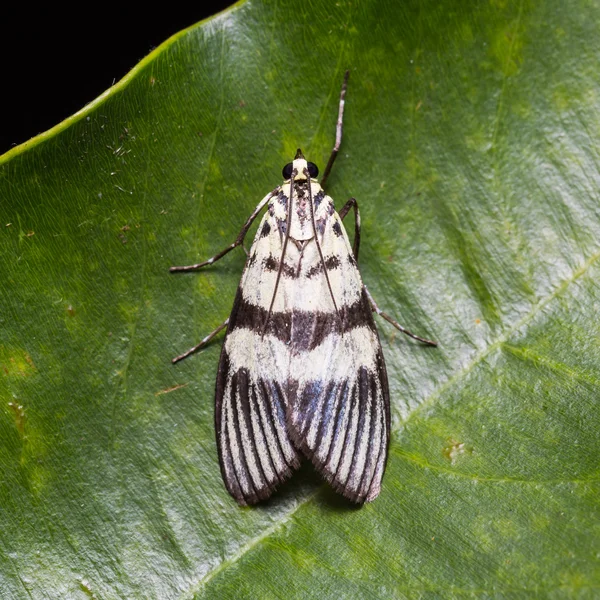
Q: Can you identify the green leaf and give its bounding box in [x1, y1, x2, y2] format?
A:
[2, 0, 600, 597]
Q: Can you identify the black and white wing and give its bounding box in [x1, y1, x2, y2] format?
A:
[285, 196, 390, 503]
[215, 201, 301, 505]
[216, 181, 389, 504]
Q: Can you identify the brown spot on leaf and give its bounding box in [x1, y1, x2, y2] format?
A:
[7, 402, 26, 437]
[1, 351, 36, 377]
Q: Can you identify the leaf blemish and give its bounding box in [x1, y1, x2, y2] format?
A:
[1, 350, 36, 377]
[442, 438, 473, 464]
[79, 578, 98, 600]
[7, 402, 26, 437]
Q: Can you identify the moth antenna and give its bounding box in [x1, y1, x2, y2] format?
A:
[320, 69, 350, 189]
[262, 170, 295, 335]
[306, 169, 341, 323]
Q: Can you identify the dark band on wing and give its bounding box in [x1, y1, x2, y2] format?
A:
[263, 255, 297, 278]
[260, 221, 271, 238]
[229, 287, 376, 351]
[313, 190, 325, 209]
[260, 253, 341, 279]
[306, 255, 340, 278]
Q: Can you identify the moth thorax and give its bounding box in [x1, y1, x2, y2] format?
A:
[294, 181, 310, 214]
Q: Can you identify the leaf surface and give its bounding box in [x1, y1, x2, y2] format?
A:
[1, 1, 600, 598]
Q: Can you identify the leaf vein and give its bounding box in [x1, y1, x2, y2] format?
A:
[395, 246, 600, 431]
[178, 489, 321, 599]
[391, 447, 600, 485]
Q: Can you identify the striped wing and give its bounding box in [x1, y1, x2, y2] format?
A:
[216, 184, 389, 504]
[286, 209, 390, 503]
[215, 208, 301, 505]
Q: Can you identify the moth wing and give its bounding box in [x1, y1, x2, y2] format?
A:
[287, 210, 390, 503]
[215, 210, 301, 505]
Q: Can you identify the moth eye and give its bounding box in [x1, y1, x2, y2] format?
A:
[307, 162, 319, 178]
[282, 163, 293, 180]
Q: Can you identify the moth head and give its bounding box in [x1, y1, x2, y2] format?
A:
[282, 148, 319, 181]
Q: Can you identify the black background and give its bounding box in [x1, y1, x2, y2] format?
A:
[1, 3, 235, 155]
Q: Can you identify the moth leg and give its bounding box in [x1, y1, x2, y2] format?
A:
[363, 285, 437, 347]
[338, 197, 361, 260]
[172, 318, 230, 364]
[170, 188, 277, 273]
[320, 70, 350, 188]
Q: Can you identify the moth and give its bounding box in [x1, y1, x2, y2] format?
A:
[171, 72, 436, 505]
